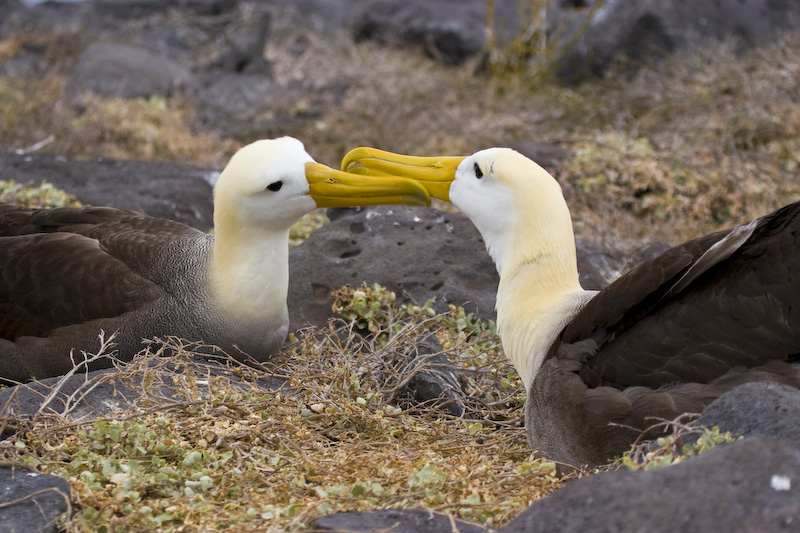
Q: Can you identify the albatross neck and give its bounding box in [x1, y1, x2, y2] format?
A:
[494, 192, 594, 391]
[210, 221, 290, 324]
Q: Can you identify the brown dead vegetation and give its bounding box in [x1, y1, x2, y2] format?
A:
[1, 19, 799, 532]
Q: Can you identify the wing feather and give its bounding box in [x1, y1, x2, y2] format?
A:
[558, 202, 800, 389]
[0, 204, 202, 340]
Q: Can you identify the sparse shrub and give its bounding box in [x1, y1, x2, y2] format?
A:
[289, 211, 329, 247]
[484, 0, 605, 83]
[621, 421, 738, 471]
[0, 179, 80, 208]
[332, 282, 400, 337]
[2, 300, 542, 531]
[332, 283, 499, 354]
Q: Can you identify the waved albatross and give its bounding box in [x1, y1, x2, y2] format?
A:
[0, 137, 434, 383]
[342, 145, 800, 468]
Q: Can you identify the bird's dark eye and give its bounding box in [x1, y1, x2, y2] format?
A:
[474, 162, 483, 179]
[267, 181, 283, 192]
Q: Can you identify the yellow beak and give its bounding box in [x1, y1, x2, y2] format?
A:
[340, 147, 464, 203]
[305, 162, 433, 208]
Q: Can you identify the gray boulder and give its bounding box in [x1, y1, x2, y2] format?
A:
[697, 382, 800, 448]
[208, 9, 271, 74]
[500, 437, 800, 533]
[312, 508, 492, 533]
[288, 204, 619, 330]
[350, 0, 486, 65]
[553, 0, 800, 80]
[91, 0, 239, 19]
[193, 73, 276, 134]
[192, 75, 348, 139]
[61, 43, 192, 105]
[405, 331, 465, 417]
[0, 467, 71, 533]
[0, 0, 102, 42]
[0, 152, 216, 230]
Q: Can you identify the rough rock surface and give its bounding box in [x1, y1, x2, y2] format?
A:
[0, 152, 216, 230]
[312, 508, 492, 533]
[61, 43, 192, 105]
[289, 205, 499, 328]
[0, 358, 286, 435]
[553, 0, 800, 80]
[288, 205, 619, 329]
[0, 467, 71, 533]
[500, 437, 800, 533]
[697, 382, 800, 447]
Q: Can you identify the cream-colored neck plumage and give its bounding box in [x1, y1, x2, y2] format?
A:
[211, 215, 289, 324]
[463, 151, 597, 391]
[495, 217, 596, 391]
[207, 141, 300, 328]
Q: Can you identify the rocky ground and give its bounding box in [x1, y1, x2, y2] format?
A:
[1, 1, 800, 532]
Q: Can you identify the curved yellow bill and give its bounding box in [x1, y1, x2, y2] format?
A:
[341, 147, 464, 203]
[305, 162, 432, 208]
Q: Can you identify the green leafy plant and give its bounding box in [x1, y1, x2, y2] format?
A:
[332, 283, 398, 336]
[0, 179, 80, 208]
[621, 424, 738, 471]
[289, 211, 329, 247]
[332, 283, 499, 350]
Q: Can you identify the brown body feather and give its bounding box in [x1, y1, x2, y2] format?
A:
[332, 145, 800, 468]
[0, 204, 274, 382]
[0, 138, 440, 383]
[530, 201, 800, 467]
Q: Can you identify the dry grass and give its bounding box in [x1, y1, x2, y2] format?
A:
[555, 35, 800, 244]
[2, 17, 800, 532]
[3, 28, 798, 249]
[0, 70, 236, 167]
[2, 292, 567, 532]
[275, 31, 800, 247]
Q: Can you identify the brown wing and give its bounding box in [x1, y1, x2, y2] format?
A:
[527, 356, 800, 468]
[529, 202, 800, 467]
[557, 201, 800, 389]
[0, 204, 203, 276]
[0, 204, 203, 340]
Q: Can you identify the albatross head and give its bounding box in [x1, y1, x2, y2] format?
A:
[341, 145, 588, 390]
[341, 146, 574, 276]
[210, 137, 446, 346]
[214, 137, 435, 233]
